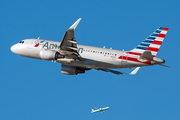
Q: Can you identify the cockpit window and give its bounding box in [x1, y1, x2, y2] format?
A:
[19, 41, 24, 43]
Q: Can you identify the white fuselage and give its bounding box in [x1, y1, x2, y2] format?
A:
[11, 39, 153, 69]
[10, 20, 168, 75]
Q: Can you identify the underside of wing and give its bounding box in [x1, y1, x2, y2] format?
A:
[58, 18, 83, 61]
[96, 67, 140, 75]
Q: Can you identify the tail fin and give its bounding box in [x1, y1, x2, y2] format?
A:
[91, 109, 95, 113]
[130, 27, 169, 57]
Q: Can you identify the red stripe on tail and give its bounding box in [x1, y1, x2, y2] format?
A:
[157, 34, 166, 38]
[163, 28, 169, 31]
[146, 47, 159, 52]
[152, 40, 162, 45]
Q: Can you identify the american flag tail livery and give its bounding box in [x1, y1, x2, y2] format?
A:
[130, 27, 169, 57]
[118, 27, 169, 66]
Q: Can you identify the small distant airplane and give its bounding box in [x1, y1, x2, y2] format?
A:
[91, 106, 110, 113]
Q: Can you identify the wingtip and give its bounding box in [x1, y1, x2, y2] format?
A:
[69, 18, 82, 30]
[129, 67, 141, 75]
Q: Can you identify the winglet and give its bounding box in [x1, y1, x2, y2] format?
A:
[69, 18, 81, 30]
[128, 67, 141, 75]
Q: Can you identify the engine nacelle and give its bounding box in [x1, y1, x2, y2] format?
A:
[40, 49, 64, 60]
[61, 64, 85, 75]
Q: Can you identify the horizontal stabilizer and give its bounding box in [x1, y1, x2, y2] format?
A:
[96, 67, 140, 75]
[158, 64, 170, 68]
[139, 51, 153, 61]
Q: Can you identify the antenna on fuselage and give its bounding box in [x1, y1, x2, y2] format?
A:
[37, 37, 40, 39]
[103, 46, 106, 48]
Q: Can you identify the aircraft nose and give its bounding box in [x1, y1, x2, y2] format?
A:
[11, 44, 22, 54]
[10, 45, 15, 53]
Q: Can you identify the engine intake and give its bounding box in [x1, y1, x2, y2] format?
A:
[40, 49, 64, 60]
[61, 64, 85, 75]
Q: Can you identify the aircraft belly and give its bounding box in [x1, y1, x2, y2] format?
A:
[80, 54, 117, 68]
[57, 58, 119, 69]
[57, 58, 99, 68]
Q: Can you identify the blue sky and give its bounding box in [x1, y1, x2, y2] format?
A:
[1, 0, 180, 119]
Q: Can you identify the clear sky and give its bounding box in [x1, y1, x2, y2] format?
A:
[1, 0, 180, 120]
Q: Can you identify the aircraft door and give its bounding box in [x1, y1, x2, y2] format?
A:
[121, 53, 128, 63]
[78, 48, 83, 55]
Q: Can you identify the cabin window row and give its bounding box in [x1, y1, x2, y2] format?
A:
[83, 49, 117, 56]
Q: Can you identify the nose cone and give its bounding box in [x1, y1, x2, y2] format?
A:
[11, 44, 22, 55]
[10, 45, 15, 53]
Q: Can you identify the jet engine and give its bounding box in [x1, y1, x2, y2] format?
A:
[40, 49, 64, 60]
[61, 64, 85, 75]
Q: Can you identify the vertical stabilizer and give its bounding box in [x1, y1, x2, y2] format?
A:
[130, 27, 169, 57]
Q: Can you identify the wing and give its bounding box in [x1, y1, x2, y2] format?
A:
[93, 106, 100, 110]
[96, 67, 140, 75]
[59, 18, 83, 61]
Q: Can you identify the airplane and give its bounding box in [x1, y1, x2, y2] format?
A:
[91, 106, 110, 113]
[10, 18, 169, 75]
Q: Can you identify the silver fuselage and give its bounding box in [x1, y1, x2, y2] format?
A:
[11, 39, 158, 69]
